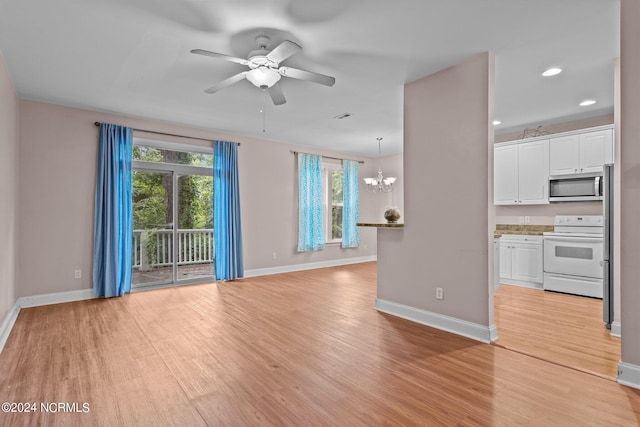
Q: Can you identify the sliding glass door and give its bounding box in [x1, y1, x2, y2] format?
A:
[176, 174, 214, 281]
[131, 143, 214, 289]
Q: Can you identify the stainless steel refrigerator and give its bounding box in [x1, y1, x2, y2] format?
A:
[603, 163, 614, 329]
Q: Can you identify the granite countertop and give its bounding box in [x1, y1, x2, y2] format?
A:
[357, 222, 404, 228]
[494, 224, 553, 238]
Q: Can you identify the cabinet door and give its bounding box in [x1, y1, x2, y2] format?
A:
[580, 130, 613, 173]
[518, 140, 549, 204]
[494, 145, 519, 205]
[550, 135, 580, 175]
[510, 243, 543, 283]
[499, 243, 512, 279]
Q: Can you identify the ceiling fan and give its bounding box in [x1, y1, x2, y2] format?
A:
[191, 35, 335, 106]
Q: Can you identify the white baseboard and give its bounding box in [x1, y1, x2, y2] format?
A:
[618, 361, 640, 389]
[17, 288, 94, 308]
[611, 321, 621, 338]
[0, 288, 94, 353]
[244, 255, 377, 278]
[375, 298, 496, 344]
[0, 301, 20, 353]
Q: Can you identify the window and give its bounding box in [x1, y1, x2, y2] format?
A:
[324, 162, 344, 243]
[298, 155, 358, 252]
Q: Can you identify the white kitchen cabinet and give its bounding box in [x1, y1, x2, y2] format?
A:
[499, 235, 543, 289]
[494, 140, 549, 205]
[549, 129, 613, 176]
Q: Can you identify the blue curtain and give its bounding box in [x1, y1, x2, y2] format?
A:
[93, 123, 133, 298]
[214, 140, 244, 280]
[298, 153, 325, 251]
[342, 159, 361, 248]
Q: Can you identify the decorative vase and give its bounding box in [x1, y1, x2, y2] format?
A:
[384, 208, 401, 223]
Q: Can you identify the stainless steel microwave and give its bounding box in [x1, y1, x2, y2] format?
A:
[549, 173, 603, 202]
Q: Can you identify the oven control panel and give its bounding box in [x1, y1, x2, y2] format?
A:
[554, 215, 603, 226]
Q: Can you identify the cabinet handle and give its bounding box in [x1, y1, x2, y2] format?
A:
[574, 168, 578, 172]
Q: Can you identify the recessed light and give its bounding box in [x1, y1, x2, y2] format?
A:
[542, 67, 562, 77]
[579, 99, 596, 106]
[493, 120, 501, 126]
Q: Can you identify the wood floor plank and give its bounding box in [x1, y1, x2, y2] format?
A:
[494, 283, 621, 379]
[0, 262, 638, 426]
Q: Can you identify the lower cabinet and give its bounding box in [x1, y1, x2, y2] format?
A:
[499, 235, 543, 288]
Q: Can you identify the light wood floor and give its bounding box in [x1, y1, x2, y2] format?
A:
[494, 283, 621, 380]
[1, 262, 640, 426]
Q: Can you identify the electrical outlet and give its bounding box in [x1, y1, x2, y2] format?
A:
[519, 216, 525, 223]
[272, 252, 277, 260]
[74, 270, 82, 279]
[436, 287, 444, 300]
[525, 216, 531, 223]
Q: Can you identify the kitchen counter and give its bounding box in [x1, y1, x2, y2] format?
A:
[494, 224, 553, 238]
[357, 222, 404, 228]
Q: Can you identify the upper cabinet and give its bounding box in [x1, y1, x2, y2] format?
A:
[494, 139, 549, 205]
[549, 129, 614, 176]
[494, 125, 614, 206]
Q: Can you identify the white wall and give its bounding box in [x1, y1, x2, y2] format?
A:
[0, 52, 18, 324]
[494, 114, 614, 144]
[16, 100, 377, 298]
[377, 52, 494, 327]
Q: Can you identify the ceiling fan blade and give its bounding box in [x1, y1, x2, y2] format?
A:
[266, 40, 301, 64]
[191, 49, 249, 66]
[204, 71, 248, 94]
[278, 66, 335, 87]
[267, 83, 286, 105]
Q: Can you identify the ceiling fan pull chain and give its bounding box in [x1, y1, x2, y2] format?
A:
[262, 89, 267, 133]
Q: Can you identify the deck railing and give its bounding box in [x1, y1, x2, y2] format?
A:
[133, 229, 214, 270]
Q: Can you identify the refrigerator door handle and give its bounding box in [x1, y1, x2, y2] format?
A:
[603, 260, 612, 328]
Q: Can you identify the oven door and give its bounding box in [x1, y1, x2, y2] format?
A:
[543, 236, 603, 278]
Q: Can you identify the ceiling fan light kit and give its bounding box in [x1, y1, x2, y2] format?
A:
[246, 67, 281, 88]
[191, 34, 335, 106]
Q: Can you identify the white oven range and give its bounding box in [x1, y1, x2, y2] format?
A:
[543, 215, 603, 298]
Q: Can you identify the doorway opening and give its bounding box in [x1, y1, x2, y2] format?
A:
[493, 282, 620, 379]
[131, 142, 214, 289]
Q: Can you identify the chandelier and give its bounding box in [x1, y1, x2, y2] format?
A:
[363, 137, 396, 193]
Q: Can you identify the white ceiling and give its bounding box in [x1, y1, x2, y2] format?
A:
[0, 0, 619, 157]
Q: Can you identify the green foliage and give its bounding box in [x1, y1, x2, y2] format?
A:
[133, 171, 166, 229]
[132, 147, 213, 231]
[331, 170, 344, 240]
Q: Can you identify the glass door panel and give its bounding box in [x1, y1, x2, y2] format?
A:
[176, 175, 214, 281]
[132, 170, 175, 287]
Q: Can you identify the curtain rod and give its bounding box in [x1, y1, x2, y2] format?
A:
[93, 121, 240, 145]
[290, 150, 364, 164]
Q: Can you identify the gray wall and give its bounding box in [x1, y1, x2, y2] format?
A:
[16, 100, 378, 298]
[620, 0, 640, 367]
[377, 52, 494, 326]
[0, 52, 18, 323]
